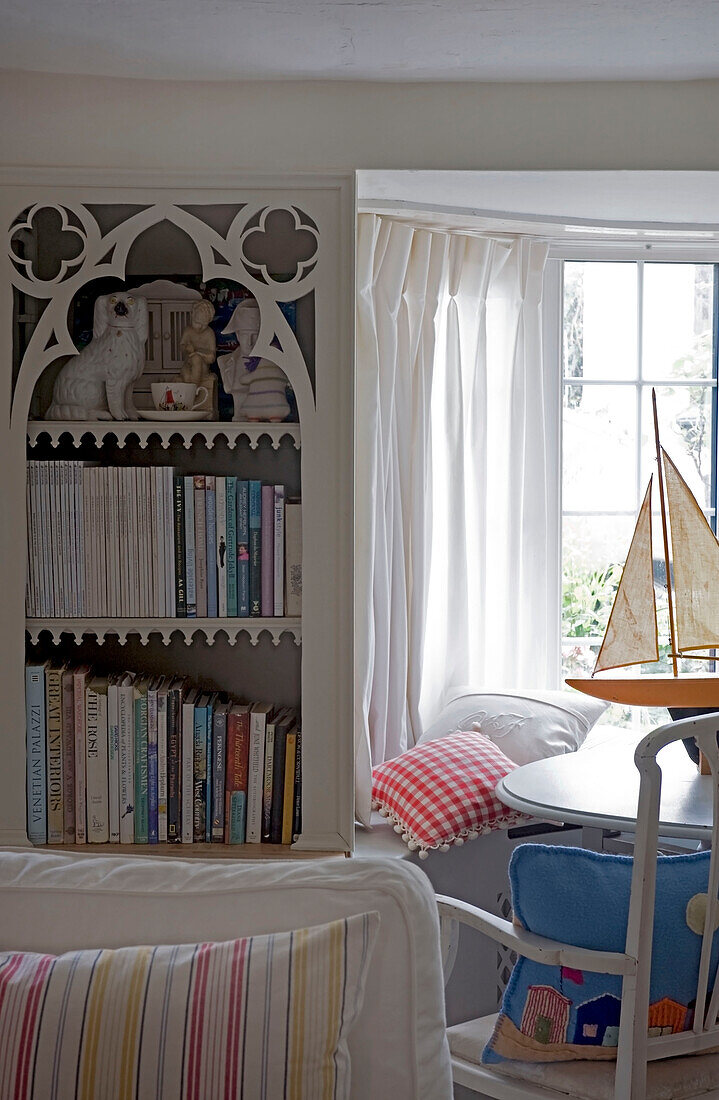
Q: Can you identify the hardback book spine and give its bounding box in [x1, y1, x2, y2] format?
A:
[173, 474, 186, 617]
[270, 713, 294, 844]
[205, 476, 218, 618]
[86, 676, 109, 843]
[284, 500, 302, 616]
[157, 679, 169, 842]
[194, 475, 208, 618]
[204, 694, 216, 844]
[225, 704, 250, 845]
[212, 700, 229, 842]
[282, 729, 298, 846]
[147, 678, 160, 844]
[249, 480, 262, 617]
[261, 484, 274, 616]
[73, 665, 91, 844]
[216, 476, 227, 617]
[118, 674, 135, 845]
[181, 687, 199, 843]
[25, 663, 47, 844]
[184, 474, 197, 618]
[193, 693, 210, 843]
[60, 668, 75, 843]
[261, 714, 276, 841]
[273, 485, 285, 617]
[247, 703, 272, 843]
[153, 467, 166, 617]
[107, 677, 121, 843]
[45, 665, 64, 843]
[236, 480, 249, 617]
[292, 726, 302, 841]
[167, 679, 184, 842]
[133, 680, 149, 844]
[226, 476, 238, 617]
[164, 467, 176, 617]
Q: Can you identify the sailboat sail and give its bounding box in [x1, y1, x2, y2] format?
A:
[663, 449, 719, 652]
[594, 479, 659, 674]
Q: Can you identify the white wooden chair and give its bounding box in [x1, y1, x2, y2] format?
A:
[437, 713, 719, 1100]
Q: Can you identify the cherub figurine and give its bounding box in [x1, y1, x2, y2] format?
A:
[179, 300, 216, 412]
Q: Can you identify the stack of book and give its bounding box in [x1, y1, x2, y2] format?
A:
[25, 662, 302, 848]
[26, 461, 302, 619]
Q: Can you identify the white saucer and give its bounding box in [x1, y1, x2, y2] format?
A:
[137, 410, 213, 422]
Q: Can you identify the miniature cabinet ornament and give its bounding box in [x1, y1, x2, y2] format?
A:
[46, 293, 148, 421]
[179, 299, 216, 414]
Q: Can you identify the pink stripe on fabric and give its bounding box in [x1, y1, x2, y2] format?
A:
[187, 942, 212, 1100]
[14, 954, 53, 1100]
[225, 938, 248, 1100]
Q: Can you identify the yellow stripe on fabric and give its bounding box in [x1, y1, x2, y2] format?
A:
[79, 951, 114, 1099]
[322, 919, 343, 1100]
[288, 928, 308, 1100]
[117, 947, 152, 1100]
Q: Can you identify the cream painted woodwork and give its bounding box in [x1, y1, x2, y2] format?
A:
[1, 169, 355, 855]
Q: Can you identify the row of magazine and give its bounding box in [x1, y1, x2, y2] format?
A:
[26, 662, 301, 847]
[26, 461, 302, 619]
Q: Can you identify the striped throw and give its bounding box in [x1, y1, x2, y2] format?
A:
[0, 911, 379, 1099]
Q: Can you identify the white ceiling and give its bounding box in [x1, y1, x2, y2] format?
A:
[3, 0, 719, 83]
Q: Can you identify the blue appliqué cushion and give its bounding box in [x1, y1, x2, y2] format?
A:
[483, 844, 719, 1064]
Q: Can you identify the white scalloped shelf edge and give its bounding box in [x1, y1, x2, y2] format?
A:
[26, 421, 301, 451]
[26, 618, 302, 647]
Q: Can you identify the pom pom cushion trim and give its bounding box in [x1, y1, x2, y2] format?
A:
[371, 731, 526, 857]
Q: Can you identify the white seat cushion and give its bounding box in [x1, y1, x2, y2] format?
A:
[448, 1015, 719, 1100]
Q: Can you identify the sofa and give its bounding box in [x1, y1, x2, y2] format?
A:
[0, 848, 453, 1099]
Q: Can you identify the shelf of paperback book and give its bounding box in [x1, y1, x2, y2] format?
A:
[26, 618, 302, 647]
[26, 421, 301, 452]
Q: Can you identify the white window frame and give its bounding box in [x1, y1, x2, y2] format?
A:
[545, 239, 719, 682]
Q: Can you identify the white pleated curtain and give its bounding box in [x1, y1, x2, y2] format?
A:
[355, 213, 555, 825]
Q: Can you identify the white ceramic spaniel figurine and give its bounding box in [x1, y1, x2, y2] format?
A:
[46, 292, 149, 420]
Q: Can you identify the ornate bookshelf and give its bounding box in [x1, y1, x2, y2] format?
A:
[25, 618, 303, 648]
[0, 169, 355, 856]
[27, 420, 301, 452]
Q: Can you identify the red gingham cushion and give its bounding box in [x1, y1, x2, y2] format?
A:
[371, 731, 526, 857]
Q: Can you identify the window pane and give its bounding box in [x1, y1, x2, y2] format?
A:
[563, 384, 637, 511]
[642, 263, 713, 380]
[640, 384, 715, 513]
[563, 262, 637, 383]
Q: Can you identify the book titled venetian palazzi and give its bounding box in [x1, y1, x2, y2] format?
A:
[25, 663, 47, 844]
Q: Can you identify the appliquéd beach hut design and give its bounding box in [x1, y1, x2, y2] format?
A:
[520, 985, 571, 1045]
[648, 997, 688, 1036]
[573, 993, 622, 1046]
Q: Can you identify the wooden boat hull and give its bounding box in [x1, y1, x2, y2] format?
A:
[566, 676, 719, 707]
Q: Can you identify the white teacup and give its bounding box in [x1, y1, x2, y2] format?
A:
[151, 382, 208, 412]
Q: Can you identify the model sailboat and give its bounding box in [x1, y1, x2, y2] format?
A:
[567, 391, 719, 706]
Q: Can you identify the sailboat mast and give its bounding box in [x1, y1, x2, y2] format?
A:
[652, 388, 679, 677]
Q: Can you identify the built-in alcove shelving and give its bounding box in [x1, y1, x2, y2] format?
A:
[0, 170, 354, 855]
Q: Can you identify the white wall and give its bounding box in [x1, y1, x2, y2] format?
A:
[3, 71, 719, 171]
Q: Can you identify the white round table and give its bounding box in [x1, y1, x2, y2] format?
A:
[496, 730, 713, 842]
